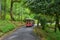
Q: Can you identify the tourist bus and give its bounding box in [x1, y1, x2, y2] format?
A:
[25, 18, 35, 27]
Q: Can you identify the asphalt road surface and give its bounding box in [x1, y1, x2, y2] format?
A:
[2, 26, 39, 40]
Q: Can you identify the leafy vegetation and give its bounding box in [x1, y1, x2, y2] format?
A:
[0, 0, 60, 40]
[0, 20, 15, 36]
[34, 27, 60, 40]
[0, 20, 15, 33]
[24, 0, 60, 31]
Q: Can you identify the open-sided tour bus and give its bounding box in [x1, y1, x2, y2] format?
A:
[25, 18, 35, 27]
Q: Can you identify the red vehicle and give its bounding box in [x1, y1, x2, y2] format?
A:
[25, 18, 35, 27]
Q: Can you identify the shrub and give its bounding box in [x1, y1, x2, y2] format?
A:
[0, 20, 15, 33]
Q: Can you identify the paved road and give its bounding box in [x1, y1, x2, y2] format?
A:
[2, 26, 39, 40]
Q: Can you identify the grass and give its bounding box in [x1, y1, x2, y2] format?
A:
[0, 20, 15, 36]
[34, 26, 60, 40]
[45, 27, 60, 40]
[0, 32, 4, 37]
[0, 19, 25, 37]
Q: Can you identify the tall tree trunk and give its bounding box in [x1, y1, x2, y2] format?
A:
[55, 13, 59, 32]
[0, 0, 1, 19]
[10, 0, 15, 21]
[42, 24, 45, 30]
[3, 0, 6, 20]
[0, 0, 3, 19]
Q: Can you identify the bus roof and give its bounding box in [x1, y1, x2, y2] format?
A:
[25, 18, 34, 21]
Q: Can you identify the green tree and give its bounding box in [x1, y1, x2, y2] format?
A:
[3, 0, 6, 20]
[10, 0, 20, 21]
[1, 0, 6, 20]
[46, 0, 60, 32]
[24, 0, 49, 30]
[24, 0, 60, 31]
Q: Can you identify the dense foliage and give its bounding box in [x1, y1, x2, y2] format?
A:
[24, 0, 60, 31]
[0, 0, 60, 40]
[0, 20, 15, 33]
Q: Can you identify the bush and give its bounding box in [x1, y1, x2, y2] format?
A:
[0, 20, 15, 33]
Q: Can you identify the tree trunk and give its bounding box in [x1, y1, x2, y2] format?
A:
[0, 5, 2, 19]
[42, 25, 45, 30]
[3, 0, 6, 20]
[10, 0, 15, 21]
[0, 1, 1, 19]
[55, 13, 60, 32]
[37, 20, 40, 27]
